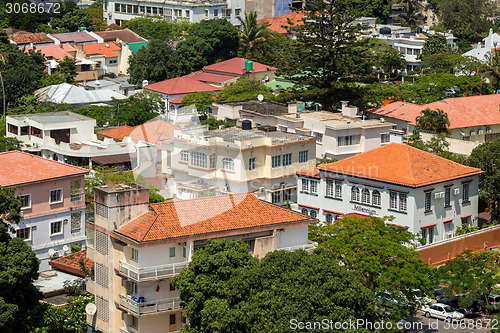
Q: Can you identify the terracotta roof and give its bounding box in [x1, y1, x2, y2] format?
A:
[25, 44, 76, 61]
[4, 28, 30, 36]
[143, 77, 221, 95]
[368, 95, 500, 129]
[115, 192, 315, 243]
[184, 70, 235, 84]
[83, 42, 121, 58]
[300, 143, 482, 188]
[75, 71, 98, 82]
[95, 29, 147, 44]
[202, 57, 277, 75]
[0, 151, 89, 187]
[52, 31, 97, 44]
[9, 32, 53, 45]
[99, 119, 179, 149]
[169, 96, 184, 104]
[49, 250, 94, 277]
[297, 168, 320, 178]
[257, 11, 305, 34]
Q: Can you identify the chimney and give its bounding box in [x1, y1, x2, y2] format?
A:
[340, 102, 359, 118]
[142, 79, 149, 87]
[95, 80, 101, 90]
[105, 42, 109, 48]
[288, 102, 297, 114]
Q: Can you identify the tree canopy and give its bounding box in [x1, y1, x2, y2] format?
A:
[415, 108, 450, 134]
[216, 77, 275, 102]
[237, 12, 269, 59]
[420, 34, 449, 61]
[122, 17, 189, 40]
[479, 49, 500, 93]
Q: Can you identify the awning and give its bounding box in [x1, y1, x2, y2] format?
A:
[461, 214, 472, 219]
[443, 219, 453, 223]
[386, 222, 408, 228]
[420, 223, 437, 229]
[323, 209, 343, 215]
[91, 153, 135, 165]
[299, 204, 320, 210]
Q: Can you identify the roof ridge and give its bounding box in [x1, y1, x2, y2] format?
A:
[2, 150, 89, 173]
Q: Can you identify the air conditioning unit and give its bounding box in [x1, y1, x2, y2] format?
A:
[321, 152, 326, 158]
[219, 125, 225, 130]
[19, 211, 24, 218]
[453, 188, 460, 196]
[222, 186, 228, 192]
[188, 138, 195, 144]
[434, 192, 444, 199]
[478, 129, 484, 135]
[470, 131, 476, 136]
[486, 128, 492, 133]
[32, 142, 38, 148]
[259, 187, 265, 192]
[446, 232, 453, 239]
[246, 143, 253, 148]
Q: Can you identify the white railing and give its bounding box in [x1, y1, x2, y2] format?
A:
[119, 294, 181, 316]
[278, 242, 318, 252]
[417, 224, 500, 250]
[118, 260, 190, 282]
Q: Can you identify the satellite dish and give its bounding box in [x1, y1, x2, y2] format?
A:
[23, 116, 29, 124]
[257, 94, 264, 101]
[85, 303, 97, 316]
[63, 245, 70, 253]
[48, 248, 55, 257]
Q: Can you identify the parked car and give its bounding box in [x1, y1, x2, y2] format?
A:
[437, 296, 481, 316]
[478, 293, 500, 310]
[432, 286, 446, 300]
[421, 303, 465, 321]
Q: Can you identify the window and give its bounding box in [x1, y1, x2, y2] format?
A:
[301, 178, 309, 192]
[222, 157, 234, 171]
[131, 316, 138, 329]
[272, 155, 281, 168]
[224, 9, 231, 17]
[335, 181, 342, 198]
[310, 180, 318, 194]
[301, 208, 308, 215]
[114, 3, 120, 11]
[213, 9, 218, 16]
[19, 194, 31, 209]
[170, 314, 176, 325]
[338, 135, 360, 146]
[49, 189, 63, 204]
[462, 183, 470, 203]
[209, 153, 216, 169]
[205, 9, 209, 17]
[399, 193, 407, 211]
[174, 9, 182, 16]
[279, 125, 288, 132]
[71, 180, 82, 202]
[425, 192, 432, 212]
[461, 216, 471, 225]
[310, 210, 317, 218]
[372, 190, 381, 206]
[8, 124, 18, 135]
[326, 179, 334, 197]
[444, 187, 451, 207]
[180, 150, 189, 162]
[31, 127, 42, 138]
[283, 153, 292, 166]
[326, 213, 333, 224]
[71, 212, 81, 234]
[381, 133, 390, 143]
[299, 150, 308, 163]
[183, 246, 186, 258]
[272, 191, 281, 204]
[283, 188, 292, 201]
[50, 221, 62, 235]
[185, 9, 190, 17]
[16, 227, 30, 240]
[235, 8, 241, 16]
[390, 191, 398, 210]
[131, 248, 138, 261]
[20, 126, 28, 135]
[109, 59, 117, 64]
[351, 186, 360, 202]
[314, 132, 323, 143]
[169, 247, 175, 257]
[422, 227, 433, 244]
[249, 157, 256, 170]
[190, 152, 207, 168]
[362, 189, 370, 204]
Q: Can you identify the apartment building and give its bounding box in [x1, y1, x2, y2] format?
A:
[0, 151, 88, 271]
[85, 183, 316, 333]
[162, 123, 317, 204]
[296, 143, 482, 244]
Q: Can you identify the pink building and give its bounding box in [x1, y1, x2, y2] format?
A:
[0, 151, 89, 271]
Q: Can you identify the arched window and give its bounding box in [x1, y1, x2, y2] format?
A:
[362, 189, 370, 204]
[301, 208, 308, 215]
[326, 213, 333, 224]
[222, 157, 234, 171]
[351, 186, 360, 202]
[372, 190, 381, 206]
[310, 210, 317, 218]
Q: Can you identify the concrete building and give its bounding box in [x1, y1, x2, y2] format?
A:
[81, 42, 122, 77]
[464, 28, 500, 62]
[85, 183, 316, 333]
[296, 143, 483, 244]
[33, 83, 127, 107]
[0, 151, 89, 271]
[162, 123, 317, 204]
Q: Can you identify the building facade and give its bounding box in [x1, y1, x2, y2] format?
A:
[86, 184, 315, 333]
[296, 143, 482, 244]
[0, 151, 88, 271]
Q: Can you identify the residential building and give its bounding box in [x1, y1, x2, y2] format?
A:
[366, 95, 500, 155]
[51, 31, 100, 45]
[34, 83, 127, 107]
[257, 11, 305, 37]
[296, 143, 483, 244]
[197, 57, 277, 84]
[213, 99, 401, 159]
[162, 123, 317, 204]
[463, 28, 500, 62]
[8, 32, 56, 48]
[0, 151, 88, 271]
[86, 183, 316, 333]
[247, 0, 303, 20]
[81, 42, 122, 76]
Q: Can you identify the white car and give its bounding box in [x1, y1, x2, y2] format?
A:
[421, 303, 464, 322]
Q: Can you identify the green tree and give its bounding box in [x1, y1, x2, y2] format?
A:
[394, 0, 425, 27]
[181, 91, 215, 116]
[128, 39, 179, 85]
[478, 49, 500, 93]
[351, 0, 392, 23]
[372, 40, 405, 79]
[111, 90, 165, 126]
[50, 1, 94, 32]
[238, 12, 269, 59]
[420, 34, 449, 61]
[249, 30, 299, 76]
[201, 118, 236, 130]
[122, 17, 188, 40]
[415, 108, 450, 134]
[63, 295, 94, 332]
[420, 53, 463, 74]
[216, 77, 275, 102]
[309, 215, 433, 320]
[55, 56, 77, 83]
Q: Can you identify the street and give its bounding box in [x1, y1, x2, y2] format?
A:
[403, 312, 497, 333]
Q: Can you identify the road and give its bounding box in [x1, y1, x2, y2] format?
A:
[402, 312, 496, 333]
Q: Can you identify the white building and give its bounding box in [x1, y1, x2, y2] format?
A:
[296, 143, 483, 244]
[463, 28, 500, 62]
[86, 183, 316, 333]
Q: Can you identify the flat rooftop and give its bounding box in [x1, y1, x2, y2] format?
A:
[217, 99, 288, 116]
[278, 111, 394, 129]
[34, 270, 81, 296]
[9, 111, 93, 124]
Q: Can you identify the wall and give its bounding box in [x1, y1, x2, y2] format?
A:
[276, 224, 308, 249]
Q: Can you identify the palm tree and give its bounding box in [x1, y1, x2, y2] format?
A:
[238, 12, 269, 59]
[0, 52, 6, 118]
[415, 108, 450, 134]
[478, 49, 500, 93]
[393, 0, 425, 28]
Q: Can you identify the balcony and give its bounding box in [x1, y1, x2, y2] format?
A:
[119, 294, 182, 316]
[278, 242, 317, 252]
[118, 260, 189, 282]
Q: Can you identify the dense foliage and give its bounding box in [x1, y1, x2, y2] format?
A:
[122, 17, 189, 40]
[216, 78, 275, 102]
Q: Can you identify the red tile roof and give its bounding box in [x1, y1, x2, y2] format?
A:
[143, 77, 221, 95]
[0, 151, 89, 187]
[52, 31, 97, 44]
[184, 70, 235, 84]
[298, 143, 483, 188]
[99, 119, 179, 150]
[83, 42, 121, 58]
[115, 192, 315, 243]
[9, 33, 53, 45]
[95, 29, 147, 44]
[257, 11, 305, 34]
[49, 250, 94, 277]
[25, 44, 76, 61]
[202, 57, 277, 75]
[368, 95, 500, 129]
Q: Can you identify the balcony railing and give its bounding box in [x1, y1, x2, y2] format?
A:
[119, 294, 181, 316]
[278, 242, 317, 252]
[119, 260, 189, 282]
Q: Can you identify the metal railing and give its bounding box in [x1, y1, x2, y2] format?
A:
[119, 294, 182, 316]
[118, 260, 190, 282]
[278, 242, 317, 252]
[417, 224, 500, 250]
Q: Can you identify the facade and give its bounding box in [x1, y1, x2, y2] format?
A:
[81, 42, 122, 76]
[86, 184, 316, 333]
[0, 151, 88, 271]
[247, 0, 302, 19]
[162, 124, 317, 204]
[296, 143, 483, 244]
[463, 28, 500, 62]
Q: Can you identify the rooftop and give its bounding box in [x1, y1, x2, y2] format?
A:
[257, 11, 305, 34]
[52, 31, 97, 43]
[9, 110, 93, 124]
[368, 95, 500, 129]
[9, 32, 53, 45]
[279, 111, 394, 129]
[143, 76, 221, 95]
[95, 29, 147, 44]
[0, 151, 89, 187]
[183, 70, 235, 84]
[216, 99, 288, 116]
[49, 249, 94, 277]
[202, 57, 277, 75]
[24, 44, 76, 61]
[83, 42, 121, 58]
[115, 192, 315, 243]
[34, 83, 127, 104]
[299, 143, 483, 188]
